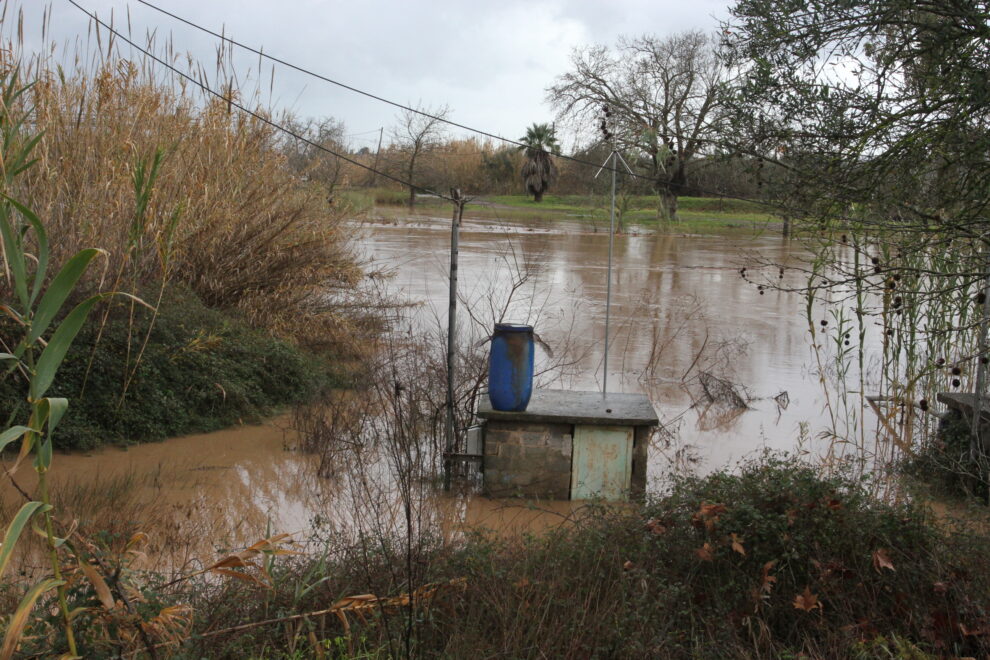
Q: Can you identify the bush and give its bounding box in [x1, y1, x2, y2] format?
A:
[0, 288, 332, 450]
[170, 454, 990, 659]
[904, 413, 990, 501]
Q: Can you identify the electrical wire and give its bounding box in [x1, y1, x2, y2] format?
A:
[133, 0, 674, 184]
[134, 0, 784, 211]
[65, 0, 457, 202]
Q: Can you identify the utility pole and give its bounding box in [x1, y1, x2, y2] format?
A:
[443, 189, 465, 490]
[370, 126, 384, 187]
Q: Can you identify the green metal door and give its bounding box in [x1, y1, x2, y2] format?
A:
[570, 425, 633, 500]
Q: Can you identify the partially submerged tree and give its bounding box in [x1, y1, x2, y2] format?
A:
[517, 123, 559, 202]
[549, 31, 726, 222]
[391, 103, 449, 210]
[723, 0, 990, 478]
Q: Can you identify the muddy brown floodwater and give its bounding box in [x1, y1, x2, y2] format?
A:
[2, 213, 832, 563]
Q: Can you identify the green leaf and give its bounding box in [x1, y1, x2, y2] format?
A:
[4, 195, 49, 307]
[0, 501, 44, 580]
[28, 248, 102, 344]
[0, 577, 64, 660]
[42, 398, 68, 435]
[0, 207, 28, 309]
[34, 437, 52, 471]
[0, 425, 31, 453]
[30, 294, 109, 400]
[0, 352, 17, 362]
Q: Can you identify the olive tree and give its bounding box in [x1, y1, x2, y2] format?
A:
[548, 31, 727, 222]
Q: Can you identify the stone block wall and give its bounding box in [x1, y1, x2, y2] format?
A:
[483, 420, 652, 500]
[483, 421, 573, 499]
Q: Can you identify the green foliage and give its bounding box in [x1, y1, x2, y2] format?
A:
[1, 288, 331, 450]
[905, 413, 990, 501]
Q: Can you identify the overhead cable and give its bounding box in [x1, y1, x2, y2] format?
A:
[67, 0, 457, 202]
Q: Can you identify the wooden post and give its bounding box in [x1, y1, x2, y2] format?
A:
[443, 189, 464, 491]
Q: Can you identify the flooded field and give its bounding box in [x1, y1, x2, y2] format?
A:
[2, 213, 834, 559]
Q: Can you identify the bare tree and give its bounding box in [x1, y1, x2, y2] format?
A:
[280, 115, 349, 197]
[391, 103, 449, 210]
[549, 32, 726, 222]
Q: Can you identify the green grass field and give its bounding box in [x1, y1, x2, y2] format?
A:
[346, 188, 781, 234]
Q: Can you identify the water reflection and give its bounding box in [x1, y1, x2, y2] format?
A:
[2, 214, 832, 561]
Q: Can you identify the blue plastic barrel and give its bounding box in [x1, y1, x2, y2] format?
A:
[488, 323, 535, 412]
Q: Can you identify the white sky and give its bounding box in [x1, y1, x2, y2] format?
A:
[10, 0, 731, 150]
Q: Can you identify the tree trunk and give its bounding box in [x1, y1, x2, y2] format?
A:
[657, 189, 678, 224]
[534, 189, 544, 202]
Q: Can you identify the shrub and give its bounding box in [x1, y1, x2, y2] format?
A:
[0, 288, 331, 450]
[168, 454, 990, 659]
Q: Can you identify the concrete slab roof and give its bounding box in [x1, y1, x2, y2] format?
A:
[477, 389, 659, 426]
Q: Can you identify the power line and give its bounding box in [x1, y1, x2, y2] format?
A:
[66, 0, 456, 203]
[133, 0, 785, 211]
[132, 0, 665, 184]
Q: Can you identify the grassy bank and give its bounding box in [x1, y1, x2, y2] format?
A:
[21, 454, 984, 658]
[342, 188, 779, 233]
[0, 288, 337, 451]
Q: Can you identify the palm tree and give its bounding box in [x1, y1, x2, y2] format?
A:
[518, 123, 559, 202]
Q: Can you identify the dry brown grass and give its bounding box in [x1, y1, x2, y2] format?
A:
[0, 24, 362, 349]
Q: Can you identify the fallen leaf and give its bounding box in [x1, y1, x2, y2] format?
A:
[872, 548, 895, 573]
[645, 518, 667, 535]
[695, 543, 715, 562]
[760, 560, 778, 595]
[692, 503, 727, 530]
[793, 586, 822, 612]
[959, 622, 990, 637]
[824, 498, 842, 511]
[623, 560, 634, 570]
[730, 533, 746, 556]
[932, 581, 948, 594]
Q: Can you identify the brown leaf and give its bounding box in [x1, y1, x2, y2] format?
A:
[644, 518, 667, 535]
[623, 560, 634, 570]
[692, 502, 727, 530]
[760, 560, 778, 595]
[793, 586, 822, 612]
[872, 548, 895, 573]
[78, 560, 115, 610]
[695, 543, 714, 562]
[824, 498, 842, 511]
[959, 622, 990, 637]
[932, 581, 948, 594]
[730, 533, 746, 556]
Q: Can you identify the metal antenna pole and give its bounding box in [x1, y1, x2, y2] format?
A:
[594, 150, 633, 396]
[604, 153, 616, 396]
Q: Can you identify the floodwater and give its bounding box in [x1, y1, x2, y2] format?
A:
[2, 213, 832, 558]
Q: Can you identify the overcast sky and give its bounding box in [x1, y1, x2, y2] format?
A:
[10, 0, 731, 150]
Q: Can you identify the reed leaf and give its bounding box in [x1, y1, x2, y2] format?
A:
[0, 578, 64, 660]
[30, 293, 109, 400]
[28, 247, 102, 343]
[0, 500, 45, 580]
